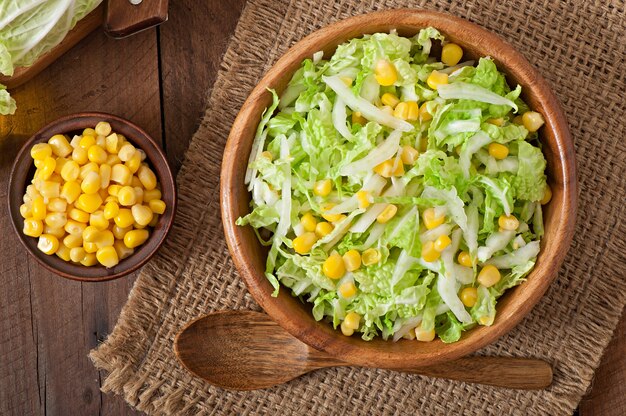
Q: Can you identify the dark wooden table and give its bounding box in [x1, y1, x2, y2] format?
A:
[0, 2, 623, 415]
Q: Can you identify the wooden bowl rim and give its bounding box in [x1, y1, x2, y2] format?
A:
[8, 112, 177, 282]
[221, 9, 577, 368]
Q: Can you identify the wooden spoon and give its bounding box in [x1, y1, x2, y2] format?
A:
[174, 311, 552, 390]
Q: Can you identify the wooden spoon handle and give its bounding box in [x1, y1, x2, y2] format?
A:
[392, 356, 552, 390]
[105, 0, 168, 38]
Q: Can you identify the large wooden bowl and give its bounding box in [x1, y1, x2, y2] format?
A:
[221, 10, 577, 369]
[8, 113, 177, 282]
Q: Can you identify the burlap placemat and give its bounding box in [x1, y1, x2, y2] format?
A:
[90, 0, 626, 414]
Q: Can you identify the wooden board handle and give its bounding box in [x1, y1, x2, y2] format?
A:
[105, 0, 168, 38]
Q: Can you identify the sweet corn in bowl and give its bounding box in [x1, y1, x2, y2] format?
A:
[9, 113, 176, 281]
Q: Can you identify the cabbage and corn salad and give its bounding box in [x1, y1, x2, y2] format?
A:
[238, 28, 551, 343]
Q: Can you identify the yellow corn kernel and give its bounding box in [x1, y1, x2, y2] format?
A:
[419, 101, 433, 121]
[117, 186, 137, 206]
[44, 212, 67, 229]
[460, 287, 478, 307]
[342, 249, 361, 272]
[380, 105, 394, 116]
[69, 246, 86, 262]
[376, 204, 398, 224]
[498, 214, 519, 231]
[292, 232, 317, 254]
[541, 184, 552, 205]
[111, 225, 131, 240]
[131, 176, 142, 188]
[374, 59, 398, 86]
[361, 248, 381, 266]
[125, 151, 142, 174]
[89, 211, 109, 230]
[133, 187, 144, 205]
[34, 159, 45, 170]
[441, 43, 463, 66]
[434, 234, 452, 252]
[63, 234, 83, 250]
[522, 111, 545, 132]
[259, 150, 272, 161]
[393, 102, 409, 120]
[43, 225, 65, 239]
[83, 242, 98, 254]
[114, 240, 134, 260]
[338, 281, 357, 298]
[423, 207, 445, 230]
[137, 165, 157, 190]
[23, 218, 44, 237]
[300, 212, 317, 232]
[351, 111, 367, 126]
[81, 171, 101, 194]
[478, 265, 501, 288]
[106, 185, 120, 198]
[48, 173, 63, 184]
[31, 143, 53, 160]
[97, 246, 119, 268]
[406, 101, 419, 121]
[105, 133, 120, 154]
[111, 164, 132, 185]
[79, 162, 99, 181]
[39, 157, 56, 181]
[68, 208, 89, 223]
[86, 145, 107, 164]
[148, 199, 166, 215]
[75, 193, 103, 214]
[421, 241, 441, 262]
[403, 329, 417, 340]
[123, 229, 149, 249]
[400, 145, 419, 165]
[103, 201, 120, 220]
[99, 163, 111, 189]
[488, 142, 509, 160]
[339, 76, 353, 86]
[486, 117, 505, 127]
[48, 134, 72, 157]
[82, 225, 101, 243]
[415, 326, 436, 342]
[71, 146, 88, 165]
[20, 203, 32, 219]
[81, 128, 95, 137]
[37, 234, 59, 255]
[313, 179, 332, 197]
[79, 135, 96, 150]
[106, 154, 121, 166]
[60, 160, 80, 182]
[60, 181, 81, 204]
[95, 121, 112, 137]
[321, 203, 344, 223]
[114, 208, 134, 228]
[118, 143, 136, 162]
[54, 157, 67, 175]
[356, 190, 371, 209]
[381, 92, 400, 108]
[31, 196, 46, 220]
[94, 230, 114, 248]
[340, 320, 354, 337]
[55, 244, 71, 262]
[131, 204, 153, 226]
[344, 312, 361, 330]
[322, 253, 345, 279]
[26, 184, 40, 198]
[64, 219, 86, 236]
[457, 251, 473, 268]
[427, 71, 449, 90]
[315, 221, 333, 238]
[148, 214, 159, 227]
[373, 159, 404, 178]
[80, 252, 97, 266]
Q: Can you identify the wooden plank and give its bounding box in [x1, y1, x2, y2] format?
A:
[0, 25, 159, 416]
[579, 309, 626, 416]
[158, 0, 247, 174]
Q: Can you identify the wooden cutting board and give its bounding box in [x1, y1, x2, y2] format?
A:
[0, 0, 168, 89]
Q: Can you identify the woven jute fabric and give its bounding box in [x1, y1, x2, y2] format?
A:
[90, 0, 626, 414]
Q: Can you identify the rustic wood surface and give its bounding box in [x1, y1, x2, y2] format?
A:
[0, 1, 621, 414]
[175, 310, 553, 390]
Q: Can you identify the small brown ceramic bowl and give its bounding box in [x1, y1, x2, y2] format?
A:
[222, 10, 577, 369]
[8, 112, 176, 282]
